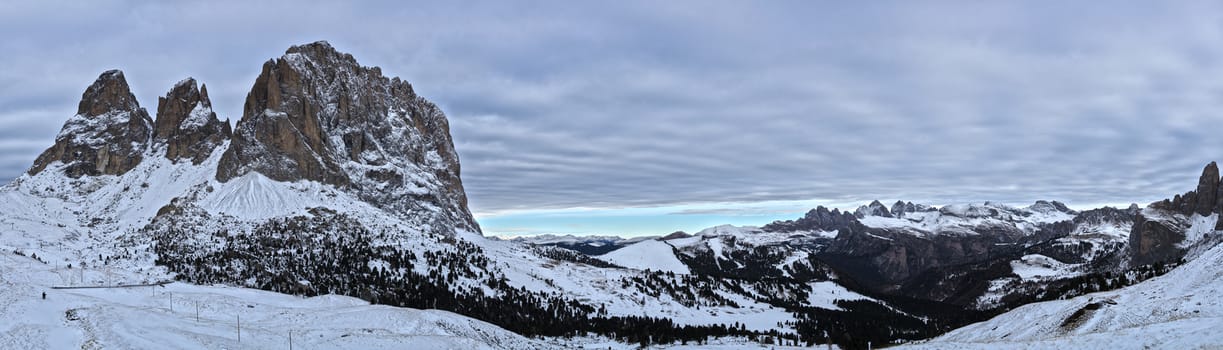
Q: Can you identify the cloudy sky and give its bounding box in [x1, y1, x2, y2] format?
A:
[2, 1, 1223, 236]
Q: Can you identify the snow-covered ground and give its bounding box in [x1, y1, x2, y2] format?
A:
[805, 281, 873, 310]
[550, 335, 825, 349]
[1009, 254, 1081, 281]
[901, 241, 1223, 349]
[0, 251, 551, 350]
[459, 232, 799, 333]
[598, 239, 691, 274]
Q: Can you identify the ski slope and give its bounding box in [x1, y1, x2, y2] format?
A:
[598, 239, 691, 274]
[0, 251, 552, 350]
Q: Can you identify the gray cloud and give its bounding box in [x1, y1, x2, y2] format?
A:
[2, 1, 1223, 216]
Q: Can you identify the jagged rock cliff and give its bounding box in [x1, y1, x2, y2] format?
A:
[153, 78, 232, 164]
[1129, 162, 1223, 265]
[215, 41, 478, 233]
[28, 70, 154, 177]
[21, 41, 479, 236]
[762, 205, 858, 232]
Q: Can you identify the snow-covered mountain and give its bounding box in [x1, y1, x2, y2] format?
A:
[216, 41, 478, 235]
[523, 165, 1221, 345]
[505, 233, 653, 255]
[1, 41, 918, 349]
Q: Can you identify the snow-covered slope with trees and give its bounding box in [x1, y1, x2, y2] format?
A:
[902, 240, 1223, 349]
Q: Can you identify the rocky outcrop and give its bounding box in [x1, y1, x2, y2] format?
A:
[1151, 163, 1221, 218]
[28, 70, 154, 177]
[1128, 212, 1188, 266]
[660, 231, 692, 240]
[1029, 200, 1077, 215]
[1195, 162, 1219, 216]
[890, 201, 935, 217]
[1129, 162, 1223, 265]
[1072, 206, 1138, 228]
[819, 222, 1021, 291]
[854, 200, 893, 218]
[216, 41, 478, 233]
[762, 206, 858, 232]
[153, 78, 232, 164]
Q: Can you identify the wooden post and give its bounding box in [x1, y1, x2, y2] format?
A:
[289, 330, 293, 350]
[169, 292, 173, 312]
[195, 302, 199, 322]
[237, 315, 241, 343]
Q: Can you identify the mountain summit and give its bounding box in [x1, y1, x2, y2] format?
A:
[153, 78, 232, 164]
[18, 41, 477, 235]
[28, 70, 154, 177]
[217, 41, 478, 233]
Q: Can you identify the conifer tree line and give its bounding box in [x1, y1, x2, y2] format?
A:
[150, 212, 766, 345]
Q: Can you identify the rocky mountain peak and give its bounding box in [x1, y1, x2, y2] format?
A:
[660, 231, 692, 240]
[1029, 200, 1076, 215]
[284, 41, 360, 66]
[854, 200, 893, 218]
[153, 78, 232, 164]
[1197, 161, 1219, 216]
[762, 205, 858, 233]
[890, 201, 935, 217]
[216, 41, 478, 234]
[28, 70, 153, 177]
[1130, 161, 1223, 265]
[77, 69, 140, 116]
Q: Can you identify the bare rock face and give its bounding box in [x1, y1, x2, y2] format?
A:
[854, 200, 893, 218]
[1127, 212, 1188, 266]
[1195, 161, 1219, 216]
[28, 70, 154, 177]
[890, 201, 934, 217]
[761, 206, 858, 232]
[153, 78, 232, 164]
[1216, 177, 1223, 229]
[216, 41, 479, 234]
[821, 221, 1029, 289]
[1129, 162, 1223, 264]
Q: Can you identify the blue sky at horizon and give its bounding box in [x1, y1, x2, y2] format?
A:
[1, 2, 1222, 237]
[474, 199, 1142, 237]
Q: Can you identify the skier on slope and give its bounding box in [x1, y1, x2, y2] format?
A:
[42, 292, 46, 300]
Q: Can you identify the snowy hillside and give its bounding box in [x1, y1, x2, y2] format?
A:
[0, 145, 229, 267]
[461, 232, 803, 332]
[0, 251, 550, 350]
[599, 239, 691, 274]
[902, 241, 1223, 349]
